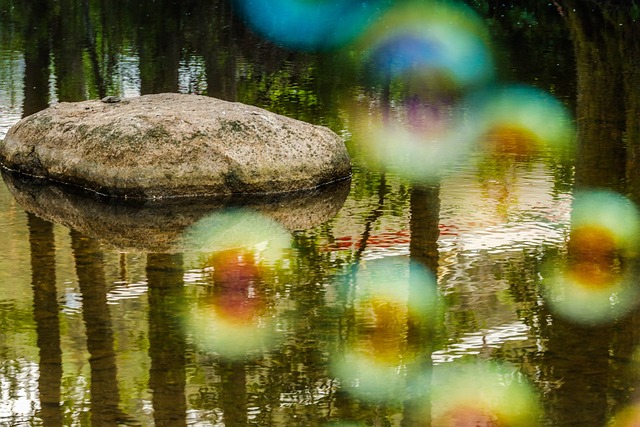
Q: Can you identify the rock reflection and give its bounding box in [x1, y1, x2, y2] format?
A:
[1, 170, 350, 252]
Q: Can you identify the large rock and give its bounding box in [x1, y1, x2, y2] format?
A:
[0, 93, 351, 198]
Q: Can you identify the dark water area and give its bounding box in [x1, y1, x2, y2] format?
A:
[1, 0, 640, 426]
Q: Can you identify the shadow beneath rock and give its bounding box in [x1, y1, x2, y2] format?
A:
[2, 168, 351, 253]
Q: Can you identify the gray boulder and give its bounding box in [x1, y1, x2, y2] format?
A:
[0, 93, 351, 198]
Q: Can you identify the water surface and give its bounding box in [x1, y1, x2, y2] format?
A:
[1, 1, 640, 426]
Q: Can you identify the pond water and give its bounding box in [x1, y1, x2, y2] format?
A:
[1, 1, 640, 426]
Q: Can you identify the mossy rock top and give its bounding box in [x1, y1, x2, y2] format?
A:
[0, 93, 351, 198]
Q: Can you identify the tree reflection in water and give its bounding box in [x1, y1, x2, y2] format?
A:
[28, 214, 63, 426]
[71, 231, 124, 425]
[403, 183, 440, 426]
[147, 253, 188, 427]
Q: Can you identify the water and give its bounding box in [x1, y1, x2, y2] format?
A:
[1, 1, 640, 425]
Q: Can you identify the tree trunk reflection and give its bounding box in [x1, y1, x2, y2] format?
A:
[51, 0, 86, 102]
[544, 3, 640, 424]
[403, 183, 440, 426]
[146, 253, 188, 427]
[564, 0, 640, 193]
[542, 317, 612, 425]
[409, 184, 440, 274]
[28, 213, 63, 426]
[199, 0, 238, 101]
[70, 230, 122, 426]
[219, 360, 248, 427]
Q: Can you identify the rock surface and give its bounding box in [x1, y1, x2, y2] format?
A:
[0, 93, 351, 198]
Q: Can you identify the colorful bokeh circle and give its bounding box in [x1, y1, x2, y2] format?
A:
[430, 362, 540, 426]
[358, 0, 495, 88]
[464, 84, 575, 156]
[183, 209, 291, 357]
[233, 0, 390, 51]
[332, 258, 436, 401]
[543, 190, 640, 324]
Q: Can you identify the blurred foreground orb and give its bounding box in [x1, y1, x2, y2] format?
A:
[466, 84, 575, 156]
[188, 299, 280, 358]
[187, 248, 281, 358]
[348, 96, 474, 182]
[347, 1, 495, 182]
[183, 208, 291, 262]
[613, 402, 640, 426]
[543, 190, 640, 324]
[431, 362, 540, 427]
[359, 0, 495, 88]
[233, 0, 390, 51]
[332, 258, 436, 401]
[184, 209, 291, 357]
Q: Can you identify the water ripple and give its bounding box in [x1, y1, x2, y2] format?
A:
[432, 321, 531, 364]
[107, 281, 149, 304]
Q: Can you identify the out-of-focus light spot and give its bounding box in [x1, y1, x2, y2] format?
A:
[183, 209, 290, 357]
[354, 258, 437, 316]
[233, 0, 389, 51]
[187, 248, 280, 358]
[188, 300, 279, 358]
[206, 249, 264, 323]
[567, 224, 618, 288]
[358, 1, 495, 88]
[482, 125, 541, 156]
[543, 190, 640, 324]
[332, 258, 436, 401]
[466, 85, 575, 156]
[347, 92, 475, 182]
[611, 403, 640, 427]
[344, 1, 495, 182]
[571, 190, 640, 253]
[183, 208, 291, 262]
[431, 362, 540, 427]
